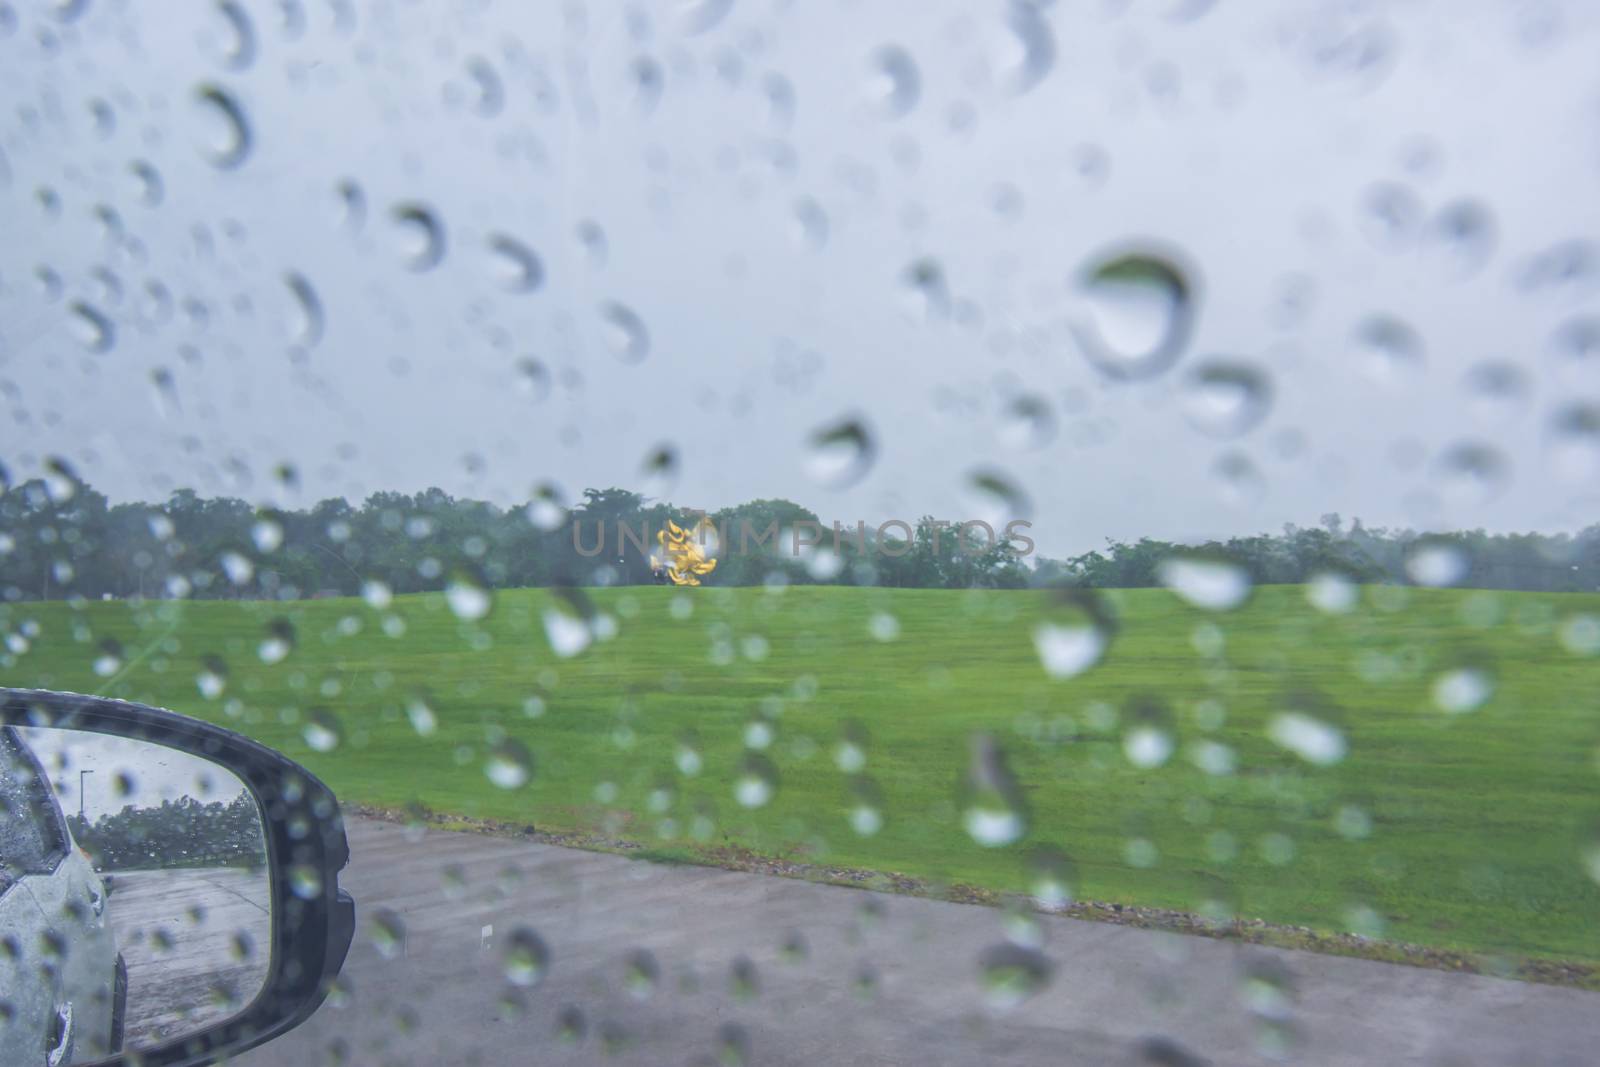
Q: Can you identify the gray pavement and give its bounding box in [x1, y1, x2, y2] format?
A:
[109, 867, 272, 1049]
[229, 817, 1599, 1066]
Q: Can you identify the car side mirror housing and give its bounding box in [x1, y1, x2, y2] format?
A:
[1, 688, 354, 1067]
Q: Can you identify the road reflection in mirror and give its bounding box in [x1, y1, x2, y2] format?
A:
[0, 726, 270, 1063]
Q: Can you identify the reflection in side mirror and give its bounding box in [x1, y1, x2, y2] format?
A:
[1, 691, 354, 1067]
[7, 727, 271, 1060]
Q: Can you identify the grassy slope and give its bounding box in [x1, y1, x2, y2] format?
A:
[6, 584, 1598, 966]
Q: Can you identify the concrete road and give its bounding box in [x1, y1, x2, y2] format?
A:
[108, 867, 272, 1049]
[231, 817, 1598, 1066]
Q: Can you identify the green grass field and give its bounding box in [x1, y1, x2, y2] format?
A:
[6, 584, 1599, 969]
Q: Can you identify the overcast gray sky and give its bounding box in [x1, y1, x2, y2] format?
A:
[1, 0, 1597, 557]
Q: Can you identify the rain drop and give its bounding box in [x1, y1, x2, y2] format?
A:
[503, 927, 549, 986]
[1423, 200, 1495, 277]
[486, 740, 533, 789]
[1157, 554, 1252, 611]
[990, 1, 1055, 95]
[978, 943, 1052, 1013]
[997, 394, 1056, 450]
[69, 302, 114, 353]
[284, 273, 324, 347]
[258, 618, 295, 663]
[599, 302, 649, 362]
[1304, 571, 1358, 614]
[1072, 248, 1197, 380]
[303, 709, 343, 753]
[390, 203, 446, 271]
[865, 46, 920, 118]
[1031, 589, 1115, 679]
[804, 418, 875, 489]
[734, 754, 779, 808]
[1268, 712, 1345, 766]
[1431, 666, 1493, 714]
[1404, 538, 1468, 587]
[488, 235, 543, 292]
[960, 734, 1027, 847]
[194, 84, 252, 169]
[445, 574, 493, 621]
[1547, 403, 1600, 481]
[1353, 315, 1425, 387]
[1181, 360, 1273, 439]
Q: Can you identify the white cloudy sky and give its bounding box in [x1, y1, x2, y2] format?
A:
[1, 0, 1597, 557]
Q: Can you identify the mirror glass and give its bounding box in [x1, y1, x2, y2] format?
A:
[0, 725, 270, 1064]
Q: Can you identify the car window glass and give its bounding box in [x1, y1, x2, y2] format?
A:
[0, 726, 62, 879]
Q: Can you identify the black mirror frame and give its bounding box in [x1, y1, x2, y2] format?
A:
[0, 688, 355, 1067]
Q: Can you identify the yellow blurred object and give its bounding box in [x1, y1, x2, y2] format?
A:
[654, 518, 718, 586]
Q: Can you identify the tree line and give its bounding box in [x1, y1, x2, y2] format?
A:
[67, 793, 264, 871]
[1, 475, 1596, 600]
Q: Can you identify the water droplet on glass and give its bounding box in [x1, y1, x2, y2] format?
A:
[1405, 538, 1468, 587]
[997, 394, 1055, 450]
[543, 591, 594, 659]
[900, 257, 950, 320]
[466, 56, 504, 116]
[792, 197, 829, 250]
[68, 301, 114, 352]
[486, 740, 533, 789]
[130, 159, 163, 206]
[197, 656, 228, 699]
[1031, 589, 1115, 679]
[220, 550, 254, 585]
[1357, 182, 1421, 249]
[734, 754, 779, 808]
[624, 949, 659, 998]
[289, 865, 322, 899]
[960, 734, 1027, 847]
[259, 618, 295, 663]
[390, 203, 446, 271]
[1423, 199, 1495, 277]
[987, 1, 1055, 95]
[978, 942, 1052, 1013]
[848, 777, 884, 836]
[526, 483, 568, 531]
[370, 909, 405, 959]
[1072, 248, 1197, 380]
[303, 709, 343, 753]
[194, 84, 252, 169]
[1305, 571, 1358, 614]
[866, 46, 920, 118]
[361, 579, 393, 610]
[335, 179, 365, 230]
[93, 639, 123, 677]
[1181, 360, 1273, 439]
[403, 693, 437, 737]
[803, 418, 875, 489]
[599, 302, 649, 362]
[1547, 403, 1600, 481]
[1431, 666, 1493, 714]
[1123, 702, 1175, 769]
[963, 469, 1031, 531]
[1462, 360, 1527, 423]
[488, 234, 543, 292]
[446, 574, 493, 621]
[1268, 711, 1346, 766]
[212, 0, 257, 70]
[1432, 441, 1509, 503]
[1158, 554, 1252, 611]
[1353, 315, 1424, 387]
[639, 444, 678, 497]
[630, 56, 665, 113]
[504, 927, 549, 986]
[867, 611, 900, 642]
[284, 273, 324, 347]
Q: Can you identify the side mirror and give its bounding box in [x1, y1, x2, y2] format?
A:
[1, 689, 354, 1067]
